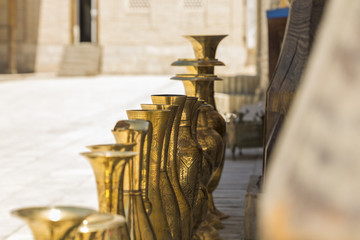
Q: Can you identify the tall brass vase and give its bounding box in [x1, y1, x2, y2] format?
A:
[111, 120, 156, 240]
[151, 94, 193, 240]
[177, 35, 229, 220]
[11, 206, 96, 240]
[80, 151, 135, 215]
[140, 104, 182, 240]
[112, 120, 152, 215]
[177, 97, 202, 209]
[126, 110, 173, 240]
[86, 143, 136, 219]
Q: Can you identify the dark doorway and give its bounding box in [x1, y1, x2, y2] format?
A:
[80, 0, 91, 42]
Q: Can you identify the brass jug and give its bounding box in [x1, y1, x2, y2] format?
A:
[140, 104, 182, 240]
[11, 206, 95, 240]
[86, 143, 136, 218]
[112, 120, 152, 215]
[196, 104, 224, 230]
[76, 213, 128, 240]
[126, 109, 173, 240]
[80, 151, 136, 215]
[184, 35, 229, 220]
[177, 97, 202, 209]
[151, 95, 193, 240]
[112, 120, 156, 240]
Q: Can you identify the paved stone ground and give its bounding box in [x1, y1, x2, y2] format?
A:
[0, 75, 262, 239]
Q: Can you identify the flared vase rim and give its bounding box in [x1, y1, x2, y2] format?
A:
[183, 34, 228, 38]
[151, 94, 186, 97]
[140, 103, 178, 108]
[113, 119, 150, 132]
[11, 206, 96, 221]
[80, 151, 138, 158]
[86, 143, 136, 149]
[126, 109, 171, 113]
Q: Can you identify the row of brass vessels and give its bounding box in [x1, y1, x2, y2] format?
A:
[10, 35, 228, 240]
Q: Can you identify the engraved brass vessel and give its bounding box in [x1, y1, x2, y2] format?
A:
[80, 151, 136, 215]
[126, 109, 173, 240]
[140, 103, 182, 240]
[112, 120, 152, 216]
[11, 206, 96, 240]
[151, 94, 193, 240]
[172, 35, 229, 221]
[177, 97, 202, 210]
[112, 120, 156, 240]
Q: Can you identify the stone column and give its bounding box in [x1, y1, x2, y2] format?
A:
[8, 0, 17, 74]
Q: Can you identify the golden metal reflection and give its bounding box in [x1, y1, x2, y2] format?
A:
[112, 120, 152, 216]
[140, 104, 182, 240]
[184, 35, 228, 60]
[177, 97, 202, 209]
[150, 95, 193, 240]
[76, 213, 128, 240]
[126, 109, 173, 240]
[112, 120, 156, 240]
[80, 151, 136, 215]
[86, 143, 136, 152]
[185, 35, 229, 221]
[11, 206, 96, 240]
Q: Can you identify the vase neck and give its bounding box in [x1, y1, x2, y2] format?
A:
[182, 80, 210, 103]
[140, 105, 178, 172]
[180, 97, 197, 126]
[197, 104, 214, 129]
[127, 110, 170, 177]
[112, 129, 144, 192]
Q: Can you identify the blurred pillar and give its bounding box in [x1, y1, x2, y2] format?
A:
[8, 0, 17, 74]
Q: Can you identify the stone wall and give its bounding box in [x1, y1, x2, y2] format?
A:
[99, 0, 248, 75]
[0, 0, 253, 75]
[0, 0, 71, 73]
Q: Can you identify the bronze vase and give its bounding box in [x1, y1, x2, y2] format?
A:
[126, 109, 173, 240]
[151, 94, 193, 240]
[140, 103, 182, 240]
[111, 120, 156, 240]
[11, 206, 96, 240]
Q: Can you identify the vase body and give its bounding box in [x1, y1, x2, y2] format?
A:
[182, 78, 228, 221]
[76, 213, 129, 240]
[112, 120, 156, 240]
[151, 95, 193, 240]
[141, 104, 182, 240]
[127, 110, 173, 240]
[177, 97, 202, 210]
[11, 206, 95, 240]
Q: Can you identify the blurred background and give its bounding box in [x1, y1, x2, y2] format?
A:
[0, 0, 289, 114]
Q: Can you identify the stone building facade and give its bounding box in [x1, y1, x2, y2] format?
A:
[0, 0, 258, 75]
